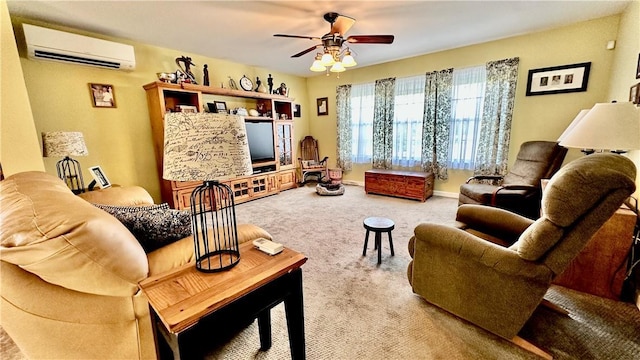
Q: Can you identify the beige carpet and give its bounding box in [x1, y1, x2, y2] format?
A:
[2, 184, 640, 359]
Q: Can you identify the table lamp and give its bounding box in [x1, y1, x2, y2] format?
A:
[559, 102, 640, 154]
[42, 131, 89, 194]
[163, 112, 253, 272]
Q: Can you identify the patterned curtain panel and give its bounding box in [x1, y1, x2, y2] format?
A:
[372, 78, 396, 169]
[421, 69, 453, 180]
[474, 57, 519, 176]
[336, 85, 353, 171]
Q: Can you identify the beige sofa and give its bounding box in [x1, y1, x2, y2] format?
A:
[0, 171, 272, 359]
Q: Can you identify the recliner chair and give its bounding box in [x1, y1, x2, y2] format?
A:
[408, 153, 636, 358]
[458, 141, 567, 219]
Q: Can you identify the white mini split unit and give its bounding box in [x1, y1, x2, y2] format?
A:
[23, 24, 136, 71]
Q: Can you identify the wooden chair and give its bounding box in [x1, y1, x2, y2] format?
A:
[298, 136, 328, 184]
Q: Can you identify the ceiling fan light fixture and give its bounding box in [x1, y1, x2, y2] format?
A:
[320, 52, 336, 66]
[310, 59, 326, 72]
[330, 62, 346, 73]
[341, 50, 357, 67]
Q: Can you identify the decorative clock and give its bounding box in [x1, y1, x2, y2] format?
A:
[239, 75, 253, 91]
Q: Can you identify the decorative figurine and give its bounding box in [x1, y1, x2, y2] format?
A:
[228, 76, 238, 90]
[267, 74, 274, 94]
[276, 83, 288, 97]
[255, 77, 267, 93]
[203, 64, 209, 86]
[175, 56, 197, 84]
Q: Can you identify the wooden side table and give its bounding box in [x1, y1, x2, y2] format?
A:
[139, 241, 308, 359]
[553, 206, 636, 300]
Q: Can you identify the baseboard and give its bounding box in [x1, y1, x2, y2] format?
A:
[340, 180, 459, 199]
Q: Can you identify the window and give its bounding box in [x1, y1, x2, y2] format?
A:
[392, 75, 425, 167]
[448, 66, 486, 169]
[348, 66, 487, 169]
[350, 83, 375, 163]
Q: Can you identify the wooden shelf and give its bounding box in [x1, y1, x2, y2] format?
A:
[143, 81, 294, 102]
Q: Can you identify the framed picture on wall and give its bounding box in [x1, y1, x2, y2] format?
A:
[630, 83, 640, 105]
[525, 62, 591, 96]
[88, 165, 111, 189]
[636, 53, 640, 79]
[317, 97, 328, 116]
[89, 83, 116, 108]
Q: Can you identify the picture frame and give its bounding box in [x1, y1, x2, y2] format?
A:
[636, 53, 640, 79]
[89, 83, 116, 108]
[214, 101, 227, 114]
[630, 83, 640, 105]
[317, 97, 328, 116]
[88, 165, 111, 189]
[294, 104, 301, 118]
[177, 105, 198, 113]
[525, 62, 591, 96]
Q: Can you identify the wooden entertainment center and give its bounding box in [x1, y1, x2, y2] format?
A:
[144, 81, 296, 209]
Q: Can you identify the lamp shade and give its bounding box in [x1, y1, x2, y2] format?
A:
[559, 102, 640, 152]
[557, 109, 589, 143]
[42, 131, 88, 157]
[162, 112, 253, 181]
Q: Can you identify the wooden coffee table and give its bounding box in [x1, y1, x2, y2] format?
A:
[139, 241, 308, 359]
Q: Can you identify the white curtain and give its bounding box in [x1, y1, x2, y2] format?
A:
[447, 66, 486, 170]
[350, 83, 375, 164]
[392, 75, 426, 167]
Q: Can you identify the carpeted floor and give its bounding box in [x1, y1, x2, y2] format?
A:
[2, 184, 640, 359]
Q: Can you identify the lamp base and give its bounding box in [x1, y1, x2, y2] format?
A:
[191, 181, 241, 272]
[57, 156, 85, 194]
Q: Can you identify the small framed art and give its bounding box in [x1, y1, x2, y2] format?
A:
[630, 83, 640, 105]
[525, 62, 591, 96]
[88, 165, 111, 189]
[214, 101, 227, 113]
[89, 83, 116, 108]
[317, 97, 328, 116]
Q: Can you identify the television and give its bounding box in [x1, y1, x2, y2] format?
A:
[244, 121, 275, 163]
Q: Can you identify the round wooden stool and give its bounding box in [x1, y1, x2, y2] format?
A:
[362, 217, 395, 264]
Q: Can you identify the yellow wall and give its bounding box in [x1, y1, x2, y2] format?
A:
[306, 14, 626, 194]
[9, 16, 309, 202]
[606, 0, 640, 197]
[6, 5, 639, 199]
[1, 2, 44, 175]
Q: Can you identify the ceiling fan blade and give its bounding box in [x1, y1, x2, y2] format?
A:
[291, 44, 322, 58]
[346, 35, 395, 44]
[274, 34, 321, 41]
[330, 14, 356, 36]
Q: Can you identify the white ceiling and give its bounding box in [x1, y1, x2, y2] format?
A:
[6, 0, 632, 77]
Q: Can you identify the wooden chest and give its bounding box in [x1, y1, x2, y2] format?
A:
[365, 169, 434, 202]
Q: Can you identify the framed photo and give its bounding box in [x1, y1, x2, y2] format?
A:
[525, 62, 591, 96]
[89, 83, 116, 108]
[317, 97, 328, 116]
[294, 104, 301, 117]
[88, 165, 111, 189]
[177, 105, 198, 113]
[636, 53, 640, 79]
[214, 101, 227, 114]
[630, 83, 640, 105]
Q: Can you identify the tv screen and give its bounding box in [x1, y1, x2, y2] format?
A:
[244, 121, 275, 162]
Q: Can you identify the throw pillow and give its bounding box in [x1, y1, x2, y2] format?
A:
[93, 203, 192, 253]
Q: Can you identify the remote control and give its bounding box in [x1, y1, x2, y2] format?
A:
[253, 238, 284, 255]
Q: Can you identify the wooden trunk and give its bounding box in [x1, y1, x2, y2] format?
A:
[364, 169, 434, 202]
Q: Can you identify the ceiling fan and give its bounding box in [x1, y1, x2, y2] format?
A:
[274, 12, 394, 73]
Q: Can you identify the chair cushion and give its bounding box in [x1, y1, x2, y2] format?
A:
[502, 141, 563, 186]
[0, 172, 148, 296]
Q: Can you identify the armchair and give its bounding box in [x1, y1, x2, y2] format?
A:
[459, 141, 567, 219]
[408, 153, 636, 357]
[298, 135, 328, 184]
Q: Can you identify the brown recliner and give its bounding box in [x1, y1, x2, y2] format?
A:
[408, 153, 636, 357]
[458, 141, 567, 219]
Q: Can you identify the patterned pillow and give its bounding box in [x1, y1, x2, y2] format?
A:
[93, 203, 192, 253]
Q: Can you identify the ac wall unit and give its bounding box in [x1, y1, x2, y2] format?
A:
[23, 24, 135, 71]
